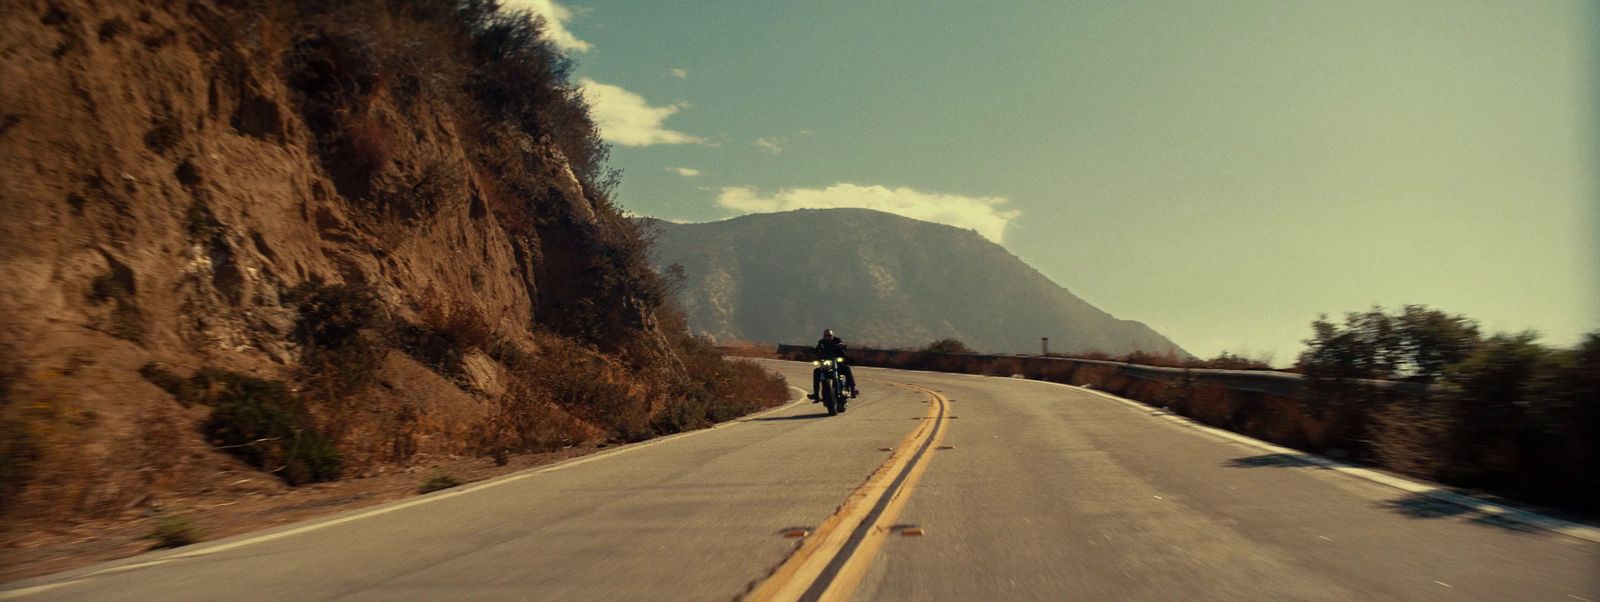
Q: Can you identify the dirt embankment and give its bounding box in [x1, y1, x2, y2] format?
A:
[0, 0, 787, 579]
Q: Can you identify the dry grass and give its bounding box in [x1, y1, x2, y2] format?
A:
[414, 291, 496, 353]
[481, 369, 596, 454]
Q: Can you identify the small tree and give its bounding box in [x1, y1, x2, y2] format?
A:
[1195, 351, 1271, 370]
[1396, 305, 1481, 382]
[922, 338, 973, 354]
[1298, 305, 1480, 383]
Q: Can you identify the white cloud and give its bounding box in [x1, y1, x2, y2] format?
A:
[667, 167, 701, 177]
[670, 68, 689, 79]
[755, 137, 784, 154]
[500, 0, 591, 53]
[717, 183, 1020, 243]
[578, 78, 706, 146]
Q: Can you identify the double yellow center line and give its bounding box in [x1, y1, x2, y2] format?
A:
[748, 381, 951, 601]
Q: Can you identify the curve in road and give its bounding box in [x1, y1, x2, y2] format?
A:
[3, 361, 1596, 601]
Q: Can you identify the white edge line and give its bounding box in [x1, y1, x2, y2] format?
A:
[698, 361, 1600, 545]
[0, 387, 810, 598]
[1025, 379, 1600, 545]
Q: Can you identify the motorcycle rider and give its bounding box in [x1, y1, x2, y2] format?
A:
[808, 329, 859, 402]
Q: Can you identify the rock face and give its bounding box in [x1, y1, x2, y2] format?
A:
[646, 209, 1188, 356]
[0, 0, 701, 523]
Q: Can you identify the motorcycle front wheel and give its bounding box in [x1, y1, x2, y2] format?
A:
[821, 380, 838, 416]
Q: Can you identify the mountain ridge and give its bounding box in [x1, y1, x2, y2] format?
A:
[644, 209, 1187, 356]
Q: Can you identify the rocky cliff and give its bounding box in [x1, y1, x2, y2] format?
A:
[0, 0, 783, 528]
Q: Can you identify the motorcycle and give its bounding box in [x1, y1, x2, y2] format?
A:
[813, 356, 850, 416]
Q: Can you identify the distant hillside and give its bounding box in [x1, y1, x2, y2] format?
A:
[644, 209, 1187, 356]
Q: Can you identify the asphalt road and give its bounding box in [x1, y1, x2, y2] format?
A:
[5, 361, 1597, 600]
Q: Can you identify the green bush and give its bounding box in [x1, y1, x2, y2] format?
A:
[148, 514, 201, 549]
[1432, 333, 1585, 498]
[1300, 305, 1599, 512]
[419, 474, 463, 493]
[1299, 305, 1480, 383]
[922, 338, 973, 354]
[197, 371, 341, 485]
[139, 363, 199, 406]
[290, 282, 387, 395]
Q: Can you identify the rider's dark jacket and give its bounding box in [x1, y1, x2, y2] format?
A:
[816, 337, 848, 361]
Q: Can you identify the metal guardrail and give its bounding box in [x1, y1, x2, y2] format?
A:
[775, 344, 1426, 397]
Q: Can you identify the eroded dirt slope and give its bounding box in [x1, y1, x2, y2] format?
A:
[0, 0, 786, 569]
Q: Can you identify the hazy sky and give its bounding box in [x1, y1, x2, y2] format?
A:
[512, 0, 1599, 363]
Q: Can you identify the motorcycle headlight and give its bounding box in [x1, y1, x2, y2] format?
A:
[822, 359, 833, 367]
[836, 357, 845, 362]
[812, 360, 821, 367]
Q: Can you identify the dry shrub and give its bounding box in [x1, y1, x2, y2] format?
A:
[712, 359, 789, 409]
[1369, 397, 1448, 478]
[1192, 351, 1274, 370]
[414, 292, 495, 353]
[1119, 350, 1188, 368]
[922, 338, 973, 354]
[511, 335, 653, 442]
[386, 156, 465, 220]
[482, 374, 592, 453]
[1120, 379, 1168, 404]
[988, 357, 1027, 377]
[1175, 383, 1234, 427]
[1070, 363, 1119, 387]
[655, 355, 788, 434]
[291, 282, 389, 398]
[1251, 395, 1312, 449]
[0, 416, 36, 509]
[340, 112, 392, 172]
[660, 315, 789, 432]
[1, 363, 53, 512]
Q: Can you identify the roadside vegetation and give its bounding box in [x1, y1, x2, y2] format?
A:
[908, 337, 1273, 371]
[419, 474, 464, 493]
[819, 309, 1597, 515]
[922, 338, 974, 355]
[141, 365, 342, 485]
[147, 514, 201, 549]
[1297, 306, 1599, 513]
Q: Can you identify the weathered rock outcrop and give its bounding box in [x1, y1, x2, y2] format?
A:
[0, 0, 781, 528]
